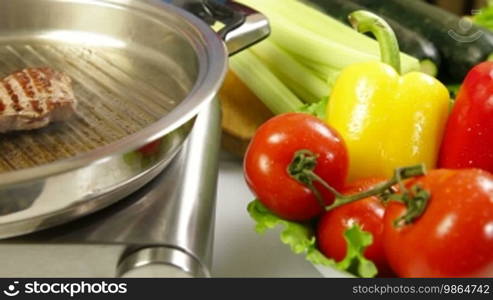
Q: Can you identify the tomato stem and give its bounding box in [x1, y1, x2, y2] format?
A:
[326, 165, 426, 211]
[288, 150, 329, 207]
[287, 150, 427, 216]
[387, 185, 431, 227]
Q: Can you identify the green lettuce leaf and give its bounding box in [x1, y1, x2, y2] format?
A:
[337, 225, 378, 278]
[247, 200, 378, 278]
[446, 84, 461, 97]
[474, 2, 493, 31]
[296, 96, 329, 120]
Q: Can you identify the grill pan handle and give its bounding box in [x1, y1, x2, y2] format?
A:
[184, 0, 270, 55]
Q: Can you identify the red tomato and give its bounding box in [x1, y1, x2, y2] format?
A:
[138, 140, 161, 156]
[384, 169, 493, 277]
[244, 113, 348, 221]
[317, 178, 392, 276]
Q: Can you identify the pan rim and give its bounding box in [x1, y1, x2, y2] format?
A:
[0, 0, 228, 187]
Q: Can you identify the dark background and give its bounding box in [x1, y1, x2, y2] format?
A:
[429, 0, 487, 14]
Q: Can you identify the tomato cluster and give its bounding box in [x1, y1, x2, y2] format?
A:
[244, 112, 493, 278]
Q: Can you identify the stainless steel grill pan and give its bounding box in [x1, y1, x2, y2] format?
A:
[0, 0, 269, 237]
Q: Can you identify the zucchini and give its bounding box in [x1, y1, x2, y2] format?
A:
[351, 0, 493, 81]
[305, 0, 441, 76]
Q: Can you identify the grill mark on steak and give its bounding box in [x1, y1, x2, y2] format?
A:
[28, 68, 54, 111]
[29, 100, 42, 114]
[14, 70, 44, 114]
[3, 81, 22, 112]
[14, 71, 35, 98]
[0, 84, 9, 114]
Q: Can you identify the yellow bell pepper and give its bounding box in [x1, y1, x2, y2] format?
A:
[326, 11, 450, 181]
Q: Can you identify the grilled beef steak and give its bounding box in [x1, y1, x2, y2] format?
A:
[0, 68, 77, 133]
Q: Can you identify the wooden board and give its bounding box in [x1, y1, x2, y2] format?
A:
[218, 70, 273, 157]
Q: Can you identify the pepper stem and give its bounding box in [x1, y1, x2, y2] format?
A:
[287, 150, 426, 211]
[348, 10, 402, 74]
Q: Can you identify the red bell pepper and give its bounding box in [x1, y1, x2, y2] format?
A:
[439, 61, 493, 172]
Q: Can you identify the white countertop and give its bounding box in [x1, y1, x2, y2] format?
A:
[211, 153, 321, 277]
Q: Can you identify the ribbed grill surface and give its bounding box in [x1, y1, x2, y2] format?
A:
[0, 43, 182, 172]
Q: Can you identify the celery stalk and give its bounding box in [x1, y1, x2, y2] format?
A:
[229, 50, 304, 114]
[259, 10, 377, 70]
[250, 40, 330, 103]
[286, 51, 341, 83]
[236, 0, 420, 73]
